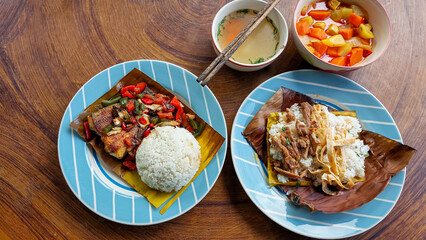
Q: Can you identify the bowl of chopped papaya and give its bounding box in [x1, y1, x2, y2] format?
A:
[293, 0, 390, 72]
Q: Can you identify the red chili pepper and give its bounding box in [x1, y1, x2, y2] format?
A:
[144, 94, 154, 100]
[142, 128, 151, 138]
[126, 101, 135, 112]
[83, 121, 92, 140]
[141, 98, 153, 105]
[176, 107, 183, 121]
[124, 137, 132, 146]
[170, 96, 181, 108]
[149, 123, 154, 128]
[120, 85, 135, 94]
[153, 94, 170, 104]
[131, 116, 137, 124]
[139, 117, 148, 125]
[122, 91, 135, 98]
[181, 111, 189, 127]
[122, 121, 126, 130]
[157, 111, 174, 119]
[133, 83, 147, 93]
[185, 125, 194, 133]
[123, 160, 136, 171]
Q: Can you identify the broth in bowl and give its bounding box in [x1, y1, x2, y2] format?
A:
[217, 9, 280, 64]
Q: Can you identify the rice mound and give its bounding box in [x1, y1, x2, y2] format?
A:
[136, 126, 201, 192]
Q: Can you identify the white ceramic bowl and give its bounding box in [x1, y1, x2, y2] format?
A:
[211, 0, 288, 72]
[293, 0, 391, 72]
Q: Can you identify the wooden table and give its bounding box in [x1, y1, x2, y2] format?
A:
[1, 0, 424, 239]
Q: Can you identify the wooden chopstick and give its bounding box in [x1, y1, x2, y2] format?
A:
[197, 0, 281, 86]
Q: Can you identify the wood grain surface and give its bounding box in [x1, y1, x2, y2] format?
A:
[0, 0, 424, 239]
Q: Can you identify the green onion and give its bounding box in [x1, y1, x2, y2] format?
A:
[101, 95, 121, 106]
[150, 116, 160, 125]
[189, 119, 199, 130]
[120, 97, 128, 107]
[102, 125, 113, 134]
[282, 127, 286, 131]
[286, 138, 290, 145]
[159, 118, 171, 123]
[192, 122, 206, 138]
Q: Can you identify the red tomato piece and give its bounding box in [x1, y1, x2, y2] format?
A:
[142, 128, 151, 138]
[133, 83, 147, 93]
[157, 111, 174, 120]
[141, 98, 153, 105]
[126, 101, 135, 112]
[123, 160, 136, 171]
[122, 91, 135, 98]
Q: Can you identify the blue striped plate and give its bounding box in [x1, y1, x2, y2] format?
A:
[58, 60, 227, 225]
[231, 70, 404, 239]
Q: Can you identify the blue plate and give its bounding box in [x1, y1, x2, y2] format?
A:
[58, 60, 227, 225]
[231, 70, 405, 239]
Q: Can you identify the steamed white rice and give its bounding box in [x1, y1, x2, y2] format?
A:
[136, 126, 201, 192]
[269, 104, 369, 186]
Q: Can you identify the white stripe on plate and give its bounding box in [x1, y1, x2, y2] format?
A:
[233, 155, 257, 166]
[149, 203, 152, 223]
[204, 169, 210, 189]
[167, 63, 174, 91]
[234, 124, 245, 129]
[132, 196, 135, 224]
[238, 111, 254, 118]
[108, 68, 111, 89]
[191, 182, 198, 202]
[201, 87, 213, 125]
[341, 211, 383, 219]
[82, 87, 86, 108]
[150, 60, 156, 81]
[113, 189, 116, 220]
[388, 182, 402, 187]
[341, 102, 384, 109]
[277, 76, 369, 94]
[90, 151, 97, 211]
[137, 60, 141, 70]
[178, 197, 182, 213]
[374, 198, 396, 203]
[259, 86, 276, 93]
[183, 68, 191, 107]
[233, 138, 249, 146]
[247, 97, 265, 104]
[216, 153, 220, 175]
[360, 120, 395, 125]
[263, 209, 367, 231]
[69, 107, 81, 198]
[246, 188, 282, 200]
[123, 63, 126, 75]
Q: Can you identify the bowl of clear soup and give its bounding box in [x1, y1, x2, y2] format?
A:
[211, 0, 288, 72]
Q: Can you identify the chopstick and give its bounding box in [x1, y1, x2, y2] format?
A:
[197, 0, 281, 86]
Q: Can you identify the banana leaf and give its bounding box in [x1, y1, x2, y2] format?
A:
[243, 87, 416, 213]
[70, 68, 225, 214]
